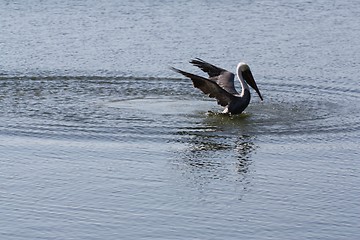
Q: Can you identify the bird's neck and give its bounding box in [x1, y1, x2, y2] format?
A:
[237, 72, 249, 97]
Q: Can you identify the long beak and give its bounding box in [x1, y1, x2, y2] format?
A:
[242, 69, 263, 101]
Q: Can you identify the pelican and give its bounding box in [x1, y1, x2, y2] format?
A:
[171, 58, 263, 115]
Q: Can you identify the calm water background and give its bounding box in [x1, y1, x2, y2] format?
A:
[1, 0, 360, 239]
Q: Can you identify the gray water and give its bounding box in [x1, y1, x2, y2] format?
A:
[1, 0, 360, 239]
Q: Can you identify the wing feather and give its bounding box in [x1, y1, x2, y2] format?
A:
[171, 67, 234, 107]
[190, 58, 225, 77]
[190, 58, 239, 95]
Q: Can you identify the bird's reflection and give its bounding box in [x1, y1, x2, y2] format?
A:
[173, 114, 257, 196]
[234, 137, 254, 174]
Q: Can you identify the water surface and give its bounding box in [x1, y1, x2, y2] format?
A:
[1, 1, 360, 239]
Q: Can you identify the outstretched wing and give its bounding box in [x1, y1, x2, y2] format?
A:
[190, 58, 239, 95]
[190, 58, 225, 77]
[171, 67, 234, 107]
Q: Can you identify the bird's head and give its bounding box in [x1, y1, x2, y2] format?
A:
[237, 62, 263, 101]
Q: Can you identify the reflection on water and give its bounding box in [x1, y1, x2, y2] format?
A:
[234, 136, 255, 174]
[173, 114, 257, 196]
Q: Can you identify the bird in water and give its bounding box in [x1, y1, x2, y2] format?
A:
[171, 58, 263, 115]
